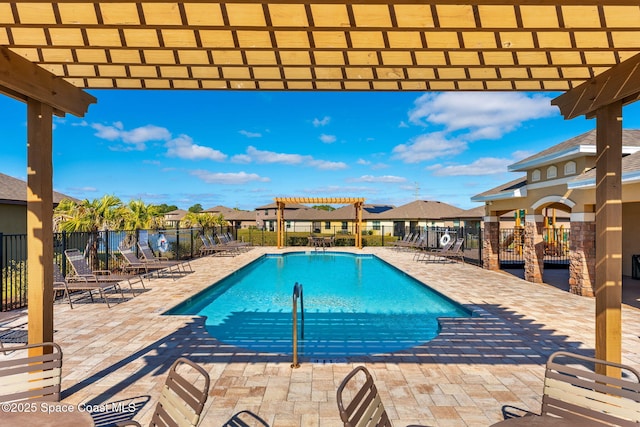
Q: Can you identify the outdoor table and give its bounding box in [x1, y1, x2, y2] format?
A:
[490, 415, 601, 427]
[0, 404, 94, 427]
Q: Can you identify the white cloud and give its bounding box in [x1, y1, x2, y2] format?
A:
[356, 158, 371, 165]
[392, 132, 467, 163]
[307, 159, 348, 170]
[165, 135, 227, 161]
[371, 163, 389, 170]
[408, 92, 558, 140]
[349, 175, 407, 183]
[91, 122, 171, 151]
[239, 130, 262, 138]
[313, 116, 331, 127]
[231, 154, 252, 163]
[427, 157, 514, 176]
[319, 134, 337, 144]
[236, 146, 346, 170]
[190, 170, 270, 185]
[246, 146, 306, 165]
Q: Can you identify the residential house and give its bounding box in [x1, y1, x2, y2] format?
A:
[0, 172, 73, 235]
[472, 129, 640, 296]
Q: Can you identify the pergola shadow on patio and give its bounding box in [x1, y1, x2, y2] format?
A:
[38, 247, 640, 426]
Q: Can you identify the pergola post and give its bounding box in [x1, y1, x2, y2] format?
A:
[594, 102, 623, 373]
[276, 201, 285, 248]
[354, 201, 363, 249]
[26, 99, 54, 352]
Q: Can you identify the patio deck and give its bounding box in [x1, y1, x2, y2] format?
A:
[5, 247, 640, 426]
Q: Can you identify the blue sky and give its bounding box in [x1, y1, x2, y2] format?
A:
[3, 90, 640, 211]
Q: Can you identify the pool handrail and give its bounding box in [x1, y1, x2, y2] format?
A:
[291, 282, 304, 369]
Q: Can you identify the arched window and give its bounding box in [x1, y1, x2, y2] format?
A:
[531, 169, 541, 182]
[547, 165, 557, 179]
[564, 161, 576, 176]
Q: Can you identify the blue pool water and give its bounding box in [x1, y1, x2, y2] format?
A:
[167, 252, 471, 357]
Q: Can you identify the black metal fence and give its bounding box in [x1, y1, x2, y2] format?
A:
[1, 226, 230, 312]
[2, 224, 485, 311]
[499, 227, 570, 268]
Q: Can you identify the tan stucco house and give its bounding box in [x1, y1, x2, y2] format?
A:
[472, 129, 640, 296]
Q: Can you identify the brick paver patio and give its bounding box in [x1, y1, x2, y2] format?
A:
[6, 247, 640, 426]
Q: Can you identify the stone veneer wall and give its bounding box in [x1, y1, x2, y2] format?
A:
[569, 220, 596, 297]
[482, 220, 500, 270]
[524, 219, 545, 283]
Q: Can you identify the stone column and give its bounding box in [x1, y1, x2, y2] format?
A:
[524, 214, 545, 283]
[482, 216, 500, 270]
[569, 215, 596, 296]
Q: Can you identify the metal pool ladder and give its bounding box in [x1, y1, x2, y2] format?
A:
[291, 282, 304, 368]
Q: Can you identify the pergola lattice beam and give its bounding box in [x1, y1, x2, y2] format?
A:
[552, 52, 640, 120]
[0, 47, 96, 117]
[274, 197, 365, 249]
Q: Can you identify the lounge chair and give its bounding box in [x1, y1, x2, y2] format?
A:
[118, 245, 177, 280]
[386, 232, 415, 250]
[419, 237, 464, 263]
[137, 241, 192, 276]
[337, 366, 393, 427]
[65, 248, 144, 294]
[414, 236, 456, 262]
[116, 357, 210, 427]
[216, 232, 251, 251]
[199, 234, 234, 256]
[0, 342, 62, 402]
[539, 351, 640, 425]
[54, 261, 125, 308]
[206, 234, 238, 256]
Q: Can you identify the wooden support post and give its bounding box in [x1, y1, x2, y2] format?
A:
[594, 102, 623, 375]
[276, 201, 285, 248]
[355, 202, 363, 249]
[26, 99, 54, 353]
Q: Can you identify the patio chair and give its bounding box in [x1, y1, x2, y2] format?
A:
[540, 351, 640, 425]
[386, 233, 413, 249]
[413, 236, 455, 262]
[420, 237, 464, 263]
[0, 311, 27, 354]
[216, 232, 251, 251]
[65, 248, 145, 294]
[53, 261, 124, 308]
[0, 342, 62, 402]
[336, 366, 393, 427]
[117, 357, 210, 427]
[138, 241, 193, 274]
[206, 234, 238, 256]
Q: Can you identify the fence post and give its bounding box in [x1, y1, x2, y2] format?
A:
[61, 230, 67, 274]
[190, 228, 194, 259]
[176, 223, 181, 260]
[105, 230, 111, 271]
[0, 232, 3, 311]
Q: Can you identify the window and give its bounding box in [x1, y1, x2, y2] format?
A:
[286, 221, 291, 229]
[531, 169, 541, 182]
[547, 165, 557, 179]
[564, 161, 576, 176]
[324, 221, 331, 230]
[373, 221, 380, 230]
[341, 221, 348, 230]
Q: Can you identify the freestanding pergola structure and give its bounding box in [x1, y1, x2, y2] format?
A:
[1, 1, 639, 373]
[274, 197, 365, 248]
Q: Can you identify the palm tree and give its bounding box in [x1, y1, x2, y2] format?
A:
[122, 200, 164, 230]
[181, 212, 226, 235]
[54, 195, 123, 269]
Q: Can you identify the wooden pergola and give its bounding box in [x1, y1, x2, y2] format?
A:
[1, 1, 639, 373]
[274, 197, 365, 248]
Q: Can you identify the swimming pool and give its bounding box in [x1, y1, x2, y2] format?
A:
[167, 252, 471, 357]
